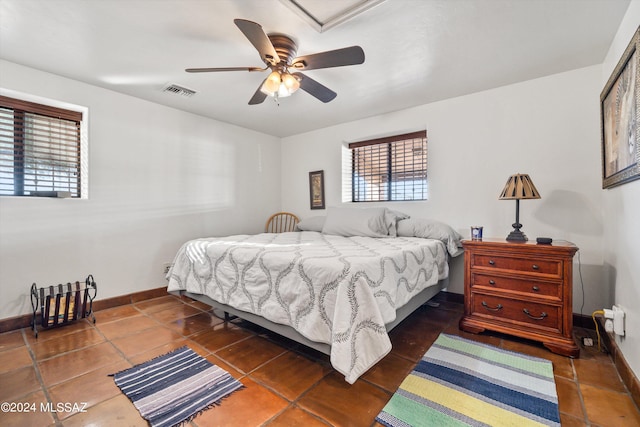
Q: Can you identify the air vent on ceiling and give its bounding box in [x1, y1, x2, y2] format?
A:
[162, 84, 196, 97]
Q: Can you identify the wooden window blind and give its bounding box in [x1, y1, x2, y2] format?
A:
[0, 95, 83, 197]
[349, 130, 427, 202]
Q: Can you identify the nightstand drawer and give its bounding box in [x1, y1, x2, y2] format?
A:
[471, 273, 561, 299]
[471, 294, 561, 332]
[472, 253, 562, 278]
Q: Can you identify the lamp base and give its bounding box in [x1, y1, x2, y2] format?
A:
[506, 230, 528, 242]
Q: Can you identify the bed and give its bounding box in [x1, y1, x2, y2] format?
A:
[167, 209, 462, 384]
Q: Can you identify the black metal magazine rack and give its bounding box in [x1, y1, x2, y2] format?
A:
[30, 274, 97, 338]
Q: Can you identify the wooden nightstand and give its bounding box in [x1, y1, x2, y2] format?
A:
[459, 238, 579, 358]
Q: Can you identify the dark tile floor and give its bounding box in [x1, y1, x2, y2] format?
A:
[1, 293, 639, 426]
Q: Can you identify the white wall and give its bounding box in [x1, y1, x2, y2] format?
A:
[0, 60, 281, 320]
[282, 65, 607, 316]
[601, 0, 640, 380]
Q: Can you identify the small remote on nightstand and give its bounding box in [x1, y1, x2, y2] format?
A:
[536, 237, 553, 244]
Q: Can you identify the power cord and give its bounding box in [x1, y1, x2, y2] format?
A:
[591, 310, 604, 352]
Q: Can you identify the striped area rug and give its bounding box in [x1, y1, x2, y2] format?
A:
[113, 346, 243, 427]
[376, 334, 560, 427]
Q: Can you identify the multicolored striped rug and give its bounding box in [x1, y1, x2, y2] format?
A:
[376, 334, 560, 427]
[112, 346, 243, 427]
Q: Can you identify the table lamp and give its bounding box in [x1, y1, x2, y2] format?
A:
[499, 173, 540, 241]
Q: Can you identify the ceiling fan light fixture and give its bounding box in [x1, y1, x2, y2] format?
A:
[282, 72, 300, 93]
[260, 71, 300, 98]
[262, 70, 282, 94]
[277, 83, 292, 98]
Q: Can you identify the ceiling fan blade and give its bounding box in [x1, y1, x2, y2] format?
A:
[185, 67, 264, 73]
[291, 46, 364, 71]
[293, 72, 337, 103]
[248, 79, 268, 105]
[234, 19, 280, 66]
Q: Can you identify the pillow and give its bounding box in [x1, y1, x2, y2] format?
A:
[385, 209, 410, 237]
[296, 216, 326, 232]
[322, 207, 390, 237]
[397, 218, 463, 257]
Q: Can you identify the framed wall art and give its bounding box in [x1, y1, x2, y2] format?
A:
[309, 170, 325, 209]
[601, 26, 640, 189]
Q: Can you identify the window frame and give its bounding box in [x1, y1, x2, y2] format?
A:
[0, 95, 84, 198]
[348, 130, 427, 202]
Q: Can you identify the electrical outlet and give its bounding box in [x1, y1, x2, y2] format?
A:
[605, 319, 614, 333]
[613, 305, 625, 336]
[163, 263, 173, 275]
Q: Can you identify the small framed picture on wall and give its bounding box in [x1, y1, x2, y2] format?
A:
[309, 170, 325, 210]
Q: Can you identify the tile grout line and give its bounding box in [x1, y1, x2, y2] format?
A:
[5, 296, 637, 426]
[37, 317, 126, 425]
[26, 321, 106, 364]
[20, 327, 63, 427]
[212, 323, 336, 426]
[570, 356, 592, 426]
[60, 301, 211, 425]
[52, 305, 155, 425]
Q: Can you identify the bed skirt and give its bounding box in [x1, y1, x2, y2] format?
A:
[169, 276, 448, 357]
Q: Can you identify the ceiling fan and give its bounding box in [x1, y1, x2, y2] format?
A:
[186, 19, 365, 105]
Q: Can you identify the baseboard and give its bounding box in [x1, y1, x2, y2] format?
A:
[574, 313, 596, 330]
[434, 290, 464, 304]
[595, 317, 640, 410]
[0, 286, 169, 334]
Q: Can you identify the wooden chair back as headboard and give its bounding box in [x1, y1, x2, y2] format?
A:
[265, 212, 299, 233]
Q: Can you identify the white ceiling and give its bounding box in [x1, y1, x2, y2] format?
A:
[0, 0, 630, 137]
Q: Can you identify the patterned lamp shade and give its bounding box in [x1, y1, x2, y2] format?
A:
[499, 174, 541, 200]
[499, 174, 540, 241]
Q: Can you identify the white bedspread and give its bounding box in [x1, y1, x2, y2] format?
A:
[166, 231, 448, 383]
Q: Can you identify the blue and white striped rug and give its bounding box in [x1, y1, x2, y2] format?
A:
[112, 346, 243, 427]
[377, 333, 560, 427]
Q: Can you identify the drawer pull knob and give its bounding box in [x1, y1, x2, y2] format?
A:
[532, 264, 540, 270]
[488, 260, 495, 265]
[532, 286, 540, 292]
[489, 280, 496, 285]
[523, 309, 547, 320]
[481, 301, 503, 312]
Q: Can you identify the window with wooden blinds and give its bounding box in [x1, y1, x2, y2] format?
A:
[349, 130, 427, 202]
[0, 95, 83, 197]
